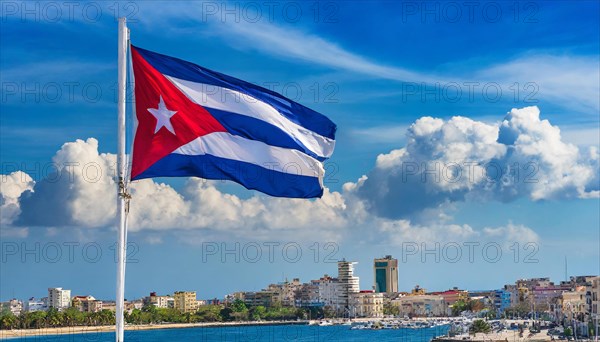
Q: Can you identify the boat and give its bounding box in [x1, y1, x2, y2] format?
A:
[318, 320, 333, 326]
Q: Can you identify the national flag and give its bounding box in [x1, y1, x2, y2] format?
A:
[129, 46, 337, 198]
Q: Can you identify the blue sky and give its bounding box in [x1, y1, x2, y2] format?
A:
[1, 1, 599, 301]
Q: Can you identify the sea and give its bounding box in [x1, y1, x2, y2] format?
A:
[8, 324, 451, 341]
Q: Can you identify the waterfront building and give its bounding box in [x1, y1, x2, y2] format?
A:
[504, 277, 559, 307]
[349, 290, 384, 318]
[503, 284, 519, 307]
[493, 289, 511, 314]
[48, 287, 71, 310]
[504, 277, 574, 313]
[532, 284, 571, 310]
[173, 291, 198, 313]
[145, 292, 170, 308]
[72, 295, 103, 312]
[2, 299, 23, 316]
[312, 274, 340, 308]
[102, 301, 116, 311]
[124, 300, 143, 313]
[391, 295, 447, 317]
[562, 287, 588, 336]
[242, 291, 277, 307]
[266, 278, 303, 306]
[337, 260, 359, 315]
[590, 277, 599, 331]
[25, 297, 46, 312]
[294, 282, 321, 308]
[373, 255, 398, 293]
[428, 288, 469, 306]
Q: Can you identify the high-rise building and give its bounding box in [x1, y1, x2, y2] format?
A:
[48, 287, 71, 310]
[373, 255, 398, 293]
[337, 259, 359, 314]
[173, 291, 198, 313]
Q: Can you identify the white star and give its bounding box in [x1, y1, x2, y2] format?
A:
[147, 95, 178, 135]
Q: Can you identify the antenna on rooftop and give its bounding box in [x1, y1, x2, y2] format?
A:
[564, 256, 568, 282]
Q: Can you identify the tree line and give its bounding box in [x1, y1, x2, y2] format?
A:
[1, 307, 115, 330]
[1, 300, 326, 330]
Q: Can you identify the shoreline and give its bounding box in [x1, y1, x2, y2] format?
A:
[0, 318, 569, 341]
[0, 320, 308, 340]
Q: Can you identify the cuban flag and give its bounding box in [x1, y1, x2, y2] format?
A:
[129, 46, 336, 198]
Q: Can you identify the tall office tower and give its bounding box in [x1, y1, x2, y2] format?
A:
[374, 255, 398, 293]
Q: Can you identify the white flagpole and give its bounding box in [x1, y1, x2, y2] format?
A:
[116, 17, 130, 342]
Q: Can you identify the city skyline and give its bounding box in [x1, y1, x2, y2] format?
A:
[3, 254, 596, 303]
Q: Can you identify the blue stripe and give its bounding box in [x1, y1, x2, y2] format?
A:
[132, 153, 324, 198]
[132, 45, 337, 140]
[205, 107, 327, 162]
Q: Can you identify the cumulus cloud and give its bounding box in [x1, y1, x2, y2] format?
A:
[8, 138, 347, 241]
[348, 106, 599, 220]
[2, 106, 595, 245]
[0, 171, 34, 238]
[1, 171, 34, 226]
[17, 138, 117, 227]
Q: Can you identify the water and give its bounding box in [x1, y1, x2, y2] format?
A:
[4, 324, 451, 342]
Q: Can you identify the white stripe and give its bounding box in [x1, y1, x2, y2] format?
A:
[172, 132, 324, 179]
[166, 76, 335, 159]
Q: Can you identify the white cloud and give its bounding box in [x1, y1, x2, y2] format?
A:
[561, 126, 600, 147]
[1, 171, 34, 226]
[11, 138, 347, 242]
[3, 107, 595, 246]
[347, 106, 599, 219]
[369, 219, 540, 249]
[483, 223, 540, 245]
[496, 106, 598, 200]
[207, 19, 439, 84]
[477, 55, 600, 113]
[192, 10, 599, 114]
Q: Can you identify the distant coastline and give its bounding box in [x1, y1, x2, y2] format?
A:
[0, 320, 308, 340]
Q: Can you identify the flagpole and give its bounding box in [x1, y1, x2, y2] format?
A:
[116, 17, 130, 342]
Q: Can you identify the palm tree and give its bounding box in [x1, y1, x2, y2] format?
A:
[469, 319, 491, 334]
[0, 313, 16, 330]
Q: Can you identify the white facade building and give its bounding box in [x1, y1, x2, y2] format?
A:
[337, 260, 359, 314]
[6, 299, 23, 315]
[25, 297, 46, 312]
[312, 275, 341, 307]
[48, 287, 71, 310]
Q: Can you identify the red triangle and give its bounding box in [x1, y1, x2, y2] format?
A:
[130, 46, 227, 179]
